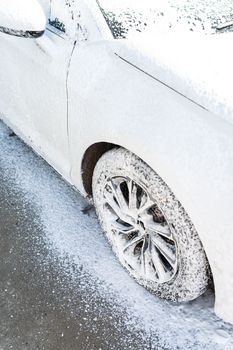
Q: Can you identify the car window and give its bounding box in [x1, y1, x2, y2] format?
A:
[97, 0, 233, 39]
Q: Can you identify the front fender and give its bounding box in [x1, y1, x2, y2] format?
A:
[68, 39, 233, 324]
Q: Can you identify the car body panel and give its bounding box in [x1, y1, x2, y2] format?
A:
[111, 32, 233, 126]
[0, 0, 76, 179]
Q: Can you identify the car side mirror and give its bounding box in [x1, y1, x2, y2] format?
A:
[0, 0, 46, 38]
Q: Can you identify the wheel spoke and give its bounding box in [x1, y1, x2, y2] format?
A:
[151, 234, 177, 267]
[140, 238, 148, 275]
[112, 220, 138, 235]
[138, 194, 154, 214]
[128, 180, 138, 210]
[104, 190, 127, 222]
[143, 215, 172, 239]
[150, 245, 168, 282]
[123, 234, 144, 253]
[109, 179, 129, 214]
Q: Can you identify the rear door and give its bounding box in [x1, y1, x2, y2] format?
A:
[0, 0, 77, 179]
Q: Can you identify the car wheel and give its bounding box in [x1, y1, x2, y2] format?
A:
[92, 148, 210, 301]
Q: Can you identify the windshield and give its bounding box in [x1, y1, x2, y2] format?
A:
[97, 0, 233, 39]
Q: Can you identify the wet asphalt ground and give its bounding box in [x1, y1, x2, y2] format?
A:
[1, 120, 233, 350]
[0, 177, 146, 350]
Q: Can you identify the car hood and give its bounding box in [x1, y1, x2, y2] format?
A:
[110, 32, 233, 123]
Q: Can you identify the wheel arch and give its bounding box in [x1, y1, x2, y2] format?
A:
[81, 141, 119, 196]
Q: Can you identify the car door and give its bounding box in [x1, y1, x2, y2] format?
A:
[0, 0, 77, 180]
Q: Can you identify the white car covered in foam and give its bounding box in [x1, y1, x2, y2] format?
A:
[1, 0, 233, 325]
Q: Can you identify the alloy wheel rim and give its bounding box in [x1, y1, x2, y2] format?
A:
[103, 176, 179, 284]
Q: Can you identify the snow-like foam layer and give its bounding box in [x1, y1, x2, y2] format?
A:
[98, 0, 233, 38]
[1, 120, 233, 349]
[0, 0, 46, 32]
